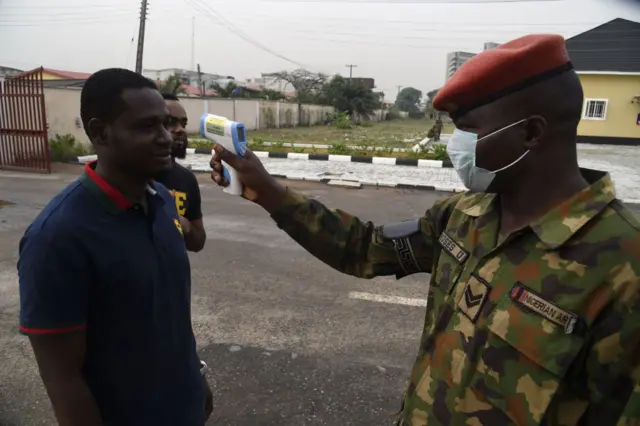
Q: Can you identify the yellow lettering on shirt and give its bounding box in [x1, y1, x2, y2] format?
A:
[168, 190, 187, 216]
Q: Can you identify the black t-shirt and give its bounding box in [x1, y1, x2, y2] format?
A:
[155, 162, 202, 221]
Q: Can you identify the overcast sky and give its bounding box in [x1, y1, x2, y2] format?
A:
[1, 0, 639, 99]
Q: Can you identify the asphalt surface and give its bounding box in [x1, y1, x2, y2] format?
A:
[2, 165, 639, 426]
[0, 164, 447, 426]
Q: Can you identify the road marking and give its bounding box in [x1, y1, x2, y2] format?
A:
[348, 291, 427, 307]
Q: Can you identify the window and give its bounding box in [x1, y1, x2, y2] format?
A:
[582, 99, 608, 120]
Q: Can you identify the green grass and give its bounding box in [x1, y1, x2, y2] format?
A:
[189, 137, 449, 161]
[191, 119, 453, 149]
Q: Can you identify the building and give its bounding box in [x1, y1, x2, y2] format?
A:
[143, 68, 234, 90]
[445, 42, 502, 81]
[484, 42, 500, 51]
[0, 66, 23, 80]
[445, 51, 475, 81]
[244, 74, 289, 92]
[565, 18, 640, 145]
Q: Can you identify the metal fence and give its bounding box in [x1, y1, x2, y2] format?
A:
[0, 67, 50, 173]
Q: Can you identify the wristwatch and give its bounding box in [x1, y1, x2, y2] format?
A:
[200, 360, 210, 377]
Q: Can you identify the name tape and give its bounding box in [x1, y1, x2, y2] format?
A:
[438, 232, 469, 264]
[511, 284, 578, 334]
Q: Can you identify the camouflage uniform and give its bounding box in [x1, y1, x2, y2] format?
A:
[270, 168, 640, 425]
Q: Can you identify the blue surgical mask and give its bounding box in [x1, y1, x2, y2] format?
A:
[447, 119, 529, 193]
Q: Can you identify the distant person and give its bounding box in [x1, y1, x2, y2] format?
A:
[18, 68, 212, 426]
[209, 35, 640, 425]
[155, 93, 206, 252]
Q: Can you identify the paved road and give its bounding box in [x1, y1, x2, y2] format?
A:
[0, 164, 448, 426]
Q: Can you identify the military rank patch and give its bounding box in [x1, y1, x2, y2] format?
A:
[173, 217, 184, 236]
[457, 275, 490, 322]
[438, 232, 469, 264]
[510, 284, 578, 334]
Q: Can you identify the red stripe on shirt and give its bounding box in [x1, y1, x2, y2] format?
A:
[84, 161, 132, 210]
[19, 324, 87, 335]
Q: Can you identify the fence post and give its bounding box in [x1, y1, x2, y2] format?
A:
[255, 100, 260, 130]
[233, 100, 237, 121]
[276, 101, 280, 128]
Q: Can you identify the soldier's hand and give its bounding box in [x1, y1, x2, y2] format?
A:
[210, 143, 286, 213]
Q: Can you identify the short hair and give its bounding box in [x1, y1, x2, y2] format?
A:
[162, 93, 179, 101]
[80, 68, 158, 133]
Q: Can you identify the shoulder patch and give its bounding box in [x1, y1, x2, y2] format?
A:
[381, 219, 421, 239]
[510, 284, 578, 334]
[438, 232, 469, 264]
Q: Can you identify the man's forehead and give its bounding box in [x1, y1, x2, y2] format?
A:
[166, 100, 187, 117]
[120, 88, 166, 119]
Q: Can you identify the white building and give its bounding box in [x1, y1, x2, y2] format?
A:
[444, 42, 501, 81]
[244, 74, 289, 92]
[142, 68, 234, 89]
[445, 51, 476, 81]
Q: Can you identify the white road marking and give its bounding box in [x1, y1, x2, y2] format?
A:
[348, 291, 427, 307]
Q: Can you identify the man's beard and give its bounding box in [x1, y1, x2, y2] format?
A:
[171, 140, 187, 159]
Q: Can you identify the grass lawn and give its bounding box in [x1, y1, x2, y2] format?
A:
[190, 119, 454, 149]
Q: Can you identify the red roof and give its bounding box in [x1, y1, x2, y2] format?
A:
[180, 84, 217, 97]
[42, 68, 92, 79]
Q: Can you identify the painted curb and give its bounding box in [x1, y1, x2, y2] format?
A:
[62, 158, 640, 206]
[188, 148, 453, 168]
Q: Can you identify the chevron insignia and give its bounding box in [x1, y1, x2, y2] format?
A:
[457, 275, 491, 323]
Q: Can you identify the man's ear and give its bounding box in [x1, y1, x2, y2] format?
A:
[523, 115, 546, 149]
[87, 118, 109, 147]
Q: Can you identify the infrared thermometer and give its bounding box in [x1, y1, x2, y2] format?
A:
[199, 113, 248, 196]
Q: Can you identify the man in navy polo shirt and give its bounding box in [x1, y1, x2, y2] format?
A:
[18, 68, 212, 425]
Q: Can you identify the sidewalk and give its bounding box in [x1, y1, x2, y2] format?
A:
[181, 143, 640, 202]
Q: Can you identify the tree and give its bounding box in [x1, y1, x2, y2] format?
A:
[426, 88, 440, 103]
[261, 89, 286, 101]
[158, 73, 187, 95]
[210, 81, 238, 98]
[320, 75, 378, 119]
[395, 87, 422, 114]
[266, 69, 328, 104]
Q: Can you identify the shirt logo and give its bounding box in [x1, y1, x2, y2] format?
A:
[457, 275, 490, 322]
[510, 284, 578, 334]
[168, 189, 188, 216]
[438, 232, 469, 264]
[173, 217, 183, 236]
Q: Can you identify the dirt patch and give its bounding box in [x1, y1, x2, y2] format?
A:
[0, 200, 15, 208]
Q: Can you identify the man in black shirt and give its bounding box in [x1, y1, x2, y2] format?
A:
[156, 93, 207, 252]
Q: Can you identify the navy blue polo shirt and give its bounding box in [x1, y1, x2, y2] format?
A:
[18, 161, 204, 426]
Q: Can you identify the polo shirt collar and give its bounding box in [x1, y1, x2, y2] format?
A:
[457, 168, 616, 248]
[79, 160, 158, 214]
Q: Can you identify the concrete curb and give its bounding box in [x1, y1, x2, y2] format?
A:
[187, 149, 453, 168]
[61, 159, 640, 206]
[68, 158, 461, 193]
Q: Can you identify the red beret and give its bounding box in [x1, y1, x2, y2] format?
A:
[433, 34, 572, 116]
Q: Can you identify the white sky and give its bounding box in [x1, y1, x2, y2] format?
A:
[1, 0, 639, 99]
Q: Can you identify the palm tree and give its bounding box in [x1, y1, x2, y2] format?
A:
[158, 73, 187, 95]
[210, 81, 238, 98]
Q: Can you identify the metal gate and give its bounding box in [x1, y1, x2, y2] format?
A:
[0, 67, 50, 173]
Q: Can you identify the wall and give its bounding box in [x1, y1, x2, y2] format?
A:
[578, 74, 640, 141]
[43, 87, 87, 142]
[41, 88, 393, 144]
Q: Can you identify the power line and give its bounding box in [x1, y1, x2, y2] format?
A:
[184, 0, 308, 69]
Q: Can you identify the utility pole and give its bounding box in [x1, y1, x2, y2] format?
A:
[396, 85, 403, 95]
[345, 64, 357, 82]
[134, 0, 148, 74]
[197, 63, 204, 97]
[191, 17, 195, 71]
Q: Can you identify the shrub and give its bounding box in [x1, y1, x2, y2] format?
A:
[49, 134, 93, 162]
[385, 108, 402, 121]
[328, 143, 351, 155]
[431, 144, 450, 161]
[333, 112, 352, 130]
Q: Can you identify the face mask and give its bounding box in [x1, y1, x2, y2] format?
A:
[447, 119, 529, 193]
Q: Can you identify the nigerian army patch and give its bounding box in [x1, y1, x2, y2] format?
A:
[457, 275, 490, 322]
[438, 232, 469, 264]
[511, 284, 578, 334]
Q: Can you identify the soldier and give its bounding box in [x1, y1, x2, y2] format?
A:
[210, 35, 640, 425]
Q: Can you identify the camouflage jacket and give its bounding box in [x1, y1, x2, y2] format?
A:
[270, 168, 640, 426]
